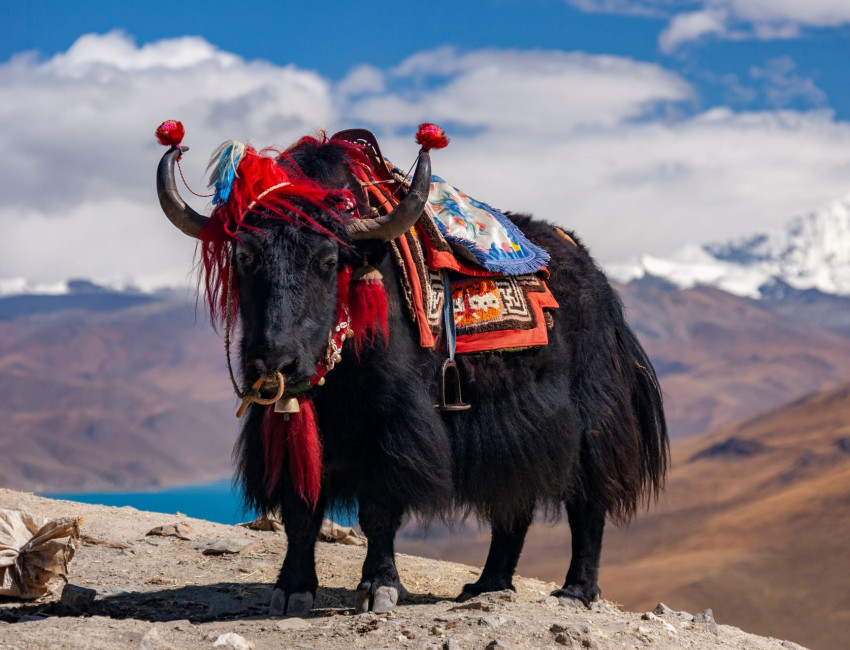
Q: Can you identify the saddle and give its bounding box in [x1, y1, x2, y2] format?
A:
[333, 129, 560, 407]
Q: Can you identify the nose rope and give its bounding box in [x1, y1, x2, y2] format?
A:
[224, 262, 286, 418]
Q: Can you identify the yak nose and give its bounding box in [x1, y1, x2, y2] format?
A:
[249, 356, 300, 378]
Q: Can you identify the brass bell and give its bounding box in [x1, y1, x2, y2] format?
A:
[274, 397, 301, 415]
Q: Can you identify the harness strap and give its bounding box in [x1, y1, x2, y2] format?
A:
[441, 270, 457, 361]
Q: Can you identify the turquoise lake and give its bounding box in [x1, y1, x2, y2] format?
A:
[45, 480, 357, 527]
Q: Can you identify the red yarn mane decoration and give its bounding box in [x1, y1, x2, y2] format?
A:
[198, 145, 352, 327]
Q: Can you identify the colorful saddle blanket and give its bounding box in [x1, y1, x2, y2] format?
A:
[427, 176, 550, 275]
[392, 215, 559, 354]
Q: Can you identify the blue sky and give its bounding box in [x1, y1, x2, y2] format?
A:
[2, 0, 850, 288]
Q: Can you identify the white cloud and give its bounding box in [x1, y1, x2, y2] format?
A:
[750, 57, 827, 108]
[659, 9, 729, 53]
[348, 48, 693, 133]
[0, 31, 335, 286]
[568, 0, 850, 49]
[5, 35, 850, 288]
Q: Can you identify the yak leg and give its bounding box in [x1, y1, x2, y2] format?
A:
[355, 499, 405, 614]
[269, 488, 326, 617]
[457, 506, 534, 602]
[551, 496, 605, 606]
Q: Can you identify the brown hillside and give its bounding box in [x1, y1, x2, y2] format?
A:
[398, 383, 850, 650]
[0, 299, 236, 491]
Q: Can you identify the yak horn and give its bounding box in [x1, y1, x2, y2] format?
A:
[156, 146, 209, 239]
[346, 149, 431, 241]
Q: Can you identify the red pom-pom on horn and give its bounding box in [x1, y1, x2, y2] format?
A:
[155, 120, 185, 147]
[415, 123, 449, 151]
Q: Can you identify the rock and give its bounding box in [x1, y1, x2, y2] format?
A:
[275, 617, 311, 630]
[554, 633, 571, 646]
[139, 627, 168, 650]
[692, 608, 720, 635]
[61, 583, 96, 611]
[557, 596, 586, 609]
[213, 632, 254, 650]
[781, 642, 803, 650]
[478, 614, 504, 628]
[581, 634, 599, 649]
[481, 589, 517, 603]
[485, 641, 516, 650]
[641, 611, 678, 635]
[652, 602, 676, 616]
[199, 538, 260, 555]
[442, 640, 460, 650]
[449, 600, 493, 612]
[430, 625, 445, 636]
[147, 521, 194, 541]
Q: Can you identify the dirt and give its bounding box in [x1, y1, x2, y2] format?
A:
[0, 489, 809, 649]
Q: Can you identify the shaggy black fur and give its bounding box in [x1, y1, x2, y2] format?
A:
[230, 138, 668, 613]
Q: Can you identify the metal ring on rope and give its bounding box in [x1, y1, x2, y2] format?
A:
[236, 372, 285, 418]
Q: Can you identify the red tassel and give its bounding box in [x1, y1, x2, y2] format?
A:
[415, 123, 449, 151]
[155, 120, 185, 147]
[286, 396, 322, 507]
[349, 265, 389, 354]
[262, 406, 286, 497]
[261, 398, 323, 508]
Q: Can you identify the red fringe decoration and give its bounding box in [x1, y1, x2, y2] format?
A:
[261, 396, 323, 508]
[155, 120, 184, 147]
[415, 123, 449, 151]
[348, 266, 389, 354]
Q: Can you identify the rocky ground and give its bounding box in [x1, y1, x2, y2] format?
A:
[0, 489, 809, 650]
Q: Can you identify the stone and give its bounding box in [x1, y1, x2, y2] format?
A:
[581, 634, 599, 649]
[61, 583, 96, 611]
[213, 632, 254, 650]
[430, 625, 445, 636]
[139, 627, 168, 650]
[478, 615, 504, 628]
[485, 641, 516, 650]
[781, 642, 802, 650]
[652, 602, 676, 616]
[692, 608, 719, 635]
[276, 617, 311, 630]
[443, 640, 460, 650]
[147, 521, 194, 541]
[200, 538, 261, 555]
[481, 589, 517, 603]
[641, 611, 678, 635]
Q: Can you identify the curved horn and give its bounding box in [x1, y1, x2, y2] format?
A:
[346, 149, 431, 241]
[156, 146, 209, 239]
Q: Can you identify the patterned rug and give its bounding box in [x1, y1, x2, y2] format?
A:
[392, 219, 559, 354]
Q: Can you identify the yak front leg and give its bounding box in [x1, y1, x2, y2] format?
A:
[355, 499, 405, 614]
[269, 488, 326, 617]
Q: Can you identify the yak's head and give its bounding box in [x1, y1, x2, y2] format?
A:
[155, 132, 432, 395]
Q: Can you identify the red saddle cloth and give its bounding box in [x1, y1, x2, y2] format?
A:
[393, 219, 559, 353]
[332, 128, 558, 354]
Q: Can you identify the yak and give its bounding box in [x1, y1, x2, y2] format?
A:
[154, 123, 668, 617]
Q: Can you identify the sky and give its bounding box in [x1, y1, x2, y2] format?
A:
[2, 0, 850, 289]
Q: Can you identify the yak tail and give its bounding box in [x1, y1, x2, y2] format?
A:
[576, 304, 669, 526]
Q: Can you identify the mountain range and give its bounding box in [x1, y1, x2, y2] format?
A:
[610, 194, 850, 299]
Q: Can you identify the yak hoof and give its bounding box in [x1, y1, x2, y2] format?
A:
[372, 586, 399, 613]
[269, 588, 287, 616]
[551, 586, 599, 609]
[355, 585, 399, 614]
[269, 588, 313, 617]
[286, 591, 314, 617]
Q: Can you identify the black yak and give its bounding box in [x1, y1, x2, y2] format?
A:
[154, 122, 667, 617]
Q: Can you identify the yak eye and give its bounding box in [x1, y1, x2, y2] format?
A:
[314, 251, 338, 276]
[235, 245, 257, 270]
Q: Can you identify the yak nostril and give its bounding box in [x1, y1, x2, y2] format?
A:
[250, 359, 269, 376]
[280, 359, 299, 377]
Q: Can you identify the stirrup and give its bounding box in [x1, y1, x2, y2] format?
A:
[435, 359, 471, 412]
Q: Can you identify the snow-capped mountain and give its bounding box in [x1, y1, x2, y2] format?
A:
[608, 195, 850, 298]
